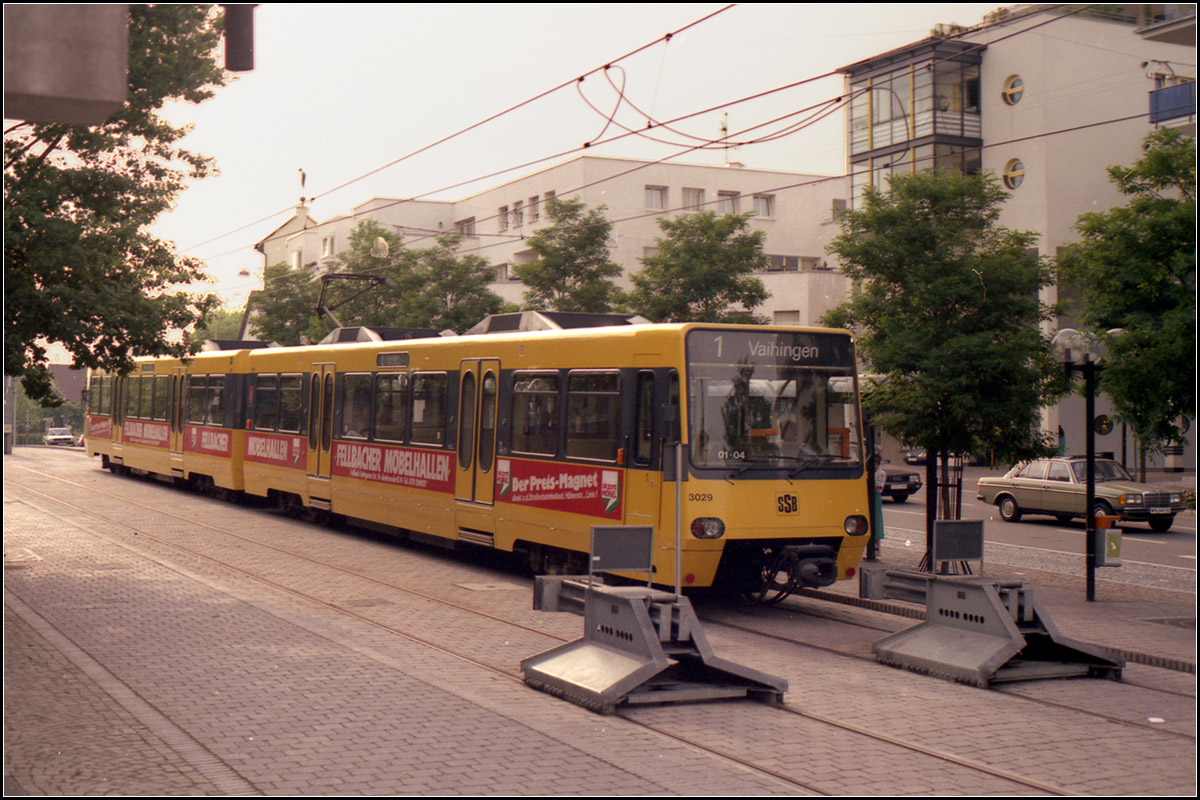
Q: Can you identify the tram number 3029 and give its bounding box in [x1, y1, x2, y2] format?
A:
[777, 493, 799, 515]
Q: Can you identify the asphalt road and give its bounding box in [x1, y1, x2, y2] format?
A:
[879, 465, 1196, 584]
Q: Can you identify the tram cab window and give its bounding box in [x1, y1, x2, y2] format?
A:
[512, 372, 559, 456]
[254, 374, 279, 430]
[89, 374, 114, 416]
[410, 372, 447, 445]
[341, 373, 372, 439]
[374, 373, 407, 442]
[566, 372, 620, 461]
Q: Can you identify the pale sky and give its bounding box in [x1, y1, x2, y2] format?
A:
[156, 3, 1003, 306]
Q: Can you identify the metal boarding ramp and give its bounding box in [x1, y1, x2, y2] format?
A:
[520, 526, 787, 715]
[866, 520, 1124, 687]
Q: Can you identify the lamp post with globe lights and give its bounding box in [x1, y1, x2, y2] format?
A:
[1051, 328, 1123, 601]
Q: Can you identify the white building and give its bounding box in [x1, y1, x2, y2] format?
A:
[256, 156, 853, 328]
[838, 3, 1195, 470]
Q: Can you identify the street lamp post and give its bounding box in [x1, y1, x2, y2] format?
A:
[1051, 328, 1121, 602]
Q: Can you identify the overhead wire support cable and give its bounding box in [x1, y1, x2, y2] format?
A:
[183, 4, 737, 254]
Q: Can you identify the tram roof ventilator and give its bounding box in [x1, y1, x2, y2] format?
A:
[463, 311, 648, 335]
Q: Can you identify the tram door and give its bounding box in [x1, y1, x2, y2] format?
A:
[455, 359, 500, 506]
[306, 364, 336, 484]
[169, 367, 186, 474]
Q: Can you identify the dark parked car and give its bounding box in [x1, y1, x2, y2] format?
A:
[881, 467, 922, 502]
[976, 457, 1186, 532]
[903, 448, 926, 465]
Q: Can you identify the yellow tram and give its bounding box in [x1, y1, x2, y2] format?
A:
[86, 322, 872, 599]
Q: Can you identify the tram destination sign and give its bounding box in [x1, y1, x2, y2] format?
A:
[686, 329, 854, 369]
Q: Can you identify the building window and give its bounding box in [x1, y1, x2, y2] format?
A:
[645, 185, 668, 210]
[529, 195, 540, 222]
[717, 191, 740, 214]
[455, 217, 476, 237]
[1003, 159, 1025, 189]
[1001, 75, 1024, 105]
[512, 200, 523, 227]
[321, 236, 335, 258]
[773, 310, 800, 326]
[498, 205, 508, 232]
[682, 187, 704, 211]
[753, 194, 775, 218]
[764, 255, 799, 272]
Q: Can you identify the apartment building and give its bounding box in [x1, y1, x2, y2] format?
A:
[255, 156, 853, 328]
[838, 3, 1195, 469]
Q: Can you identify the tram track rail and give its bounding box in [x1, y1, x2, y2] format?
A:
[6, 460, 1192, 795]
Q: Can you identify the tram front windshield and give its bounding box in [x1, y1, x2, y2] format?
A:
[686, 330, 863, 474]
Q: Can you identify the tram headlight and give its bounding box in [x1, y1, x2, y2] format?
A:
[690, 518, 725, 539]
[844, 515, 869, 536]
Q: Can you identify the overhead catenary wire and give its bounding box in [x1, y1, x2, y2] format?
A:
[194, 5, 1182, 299]
[182, 4, 739, 254]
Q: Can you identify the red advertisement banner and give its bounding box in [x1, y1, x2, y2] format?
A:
[496, 458, 622, 518]
[185, 426, 233, 457]
[245, 432, 306, 469]
[86, 417, 112, 440]
[122, 420, 169, 448]
[331, 441, 454, 493]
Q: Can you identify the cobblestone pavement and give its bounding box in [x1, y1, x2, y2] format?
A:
[4, 450, 1195, 795]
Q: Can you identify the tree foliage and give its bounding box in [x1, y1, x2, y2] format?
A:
[512, 197, 624, 312]
[246, 260, 323, 347]
[247, 220, 505, 343]
[629, 211, 768, 323]
[1056, 127, 1196, 452]
[4, 5, 228, 404]
[823, 169, 1067, 466]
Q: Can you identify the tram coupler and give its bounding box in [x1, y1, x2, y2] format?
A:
[522, 576, 788, 715]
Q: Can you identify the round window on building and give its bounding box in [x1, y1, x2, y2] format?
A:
[1003, 159, 1025, 189]
[1002, 75, 1024, 105]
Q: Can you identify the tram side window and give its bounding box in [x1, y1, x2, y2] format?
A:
[254, 374, 279, 430]
[374, 373, 407, 442]
[566, 372, 620, 461]
[341, 373, 372, 439]
[633, 372, 655, 466]
[410, 372, 447, 445]
[207, 376, 226, 426]
[279, 374, 304, 433]
[151, 375, 170, 421]
[187, 376, 208, 424]
[124, 376, 142, 419]
[512, 372, 559, 456]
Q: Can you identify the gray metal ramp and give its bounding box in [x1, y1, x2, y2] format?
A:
[522, 579, 787, 714]
[873, 575, 1124, 687]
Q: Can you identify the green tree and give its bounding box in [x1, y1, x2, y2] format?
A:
[1056, 127, 1196, 455]
[4, 5, 228, 404]
[193, 305, 246, 342]
[248, 222, 507, 340]
[246, 261, 323, 346]
[410, 234, 507, 333]
[318, 220, 421, 330]
[629, 211, 768, 323]
[824, 169, 1066, 511]
[512, 197, 624, 312]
